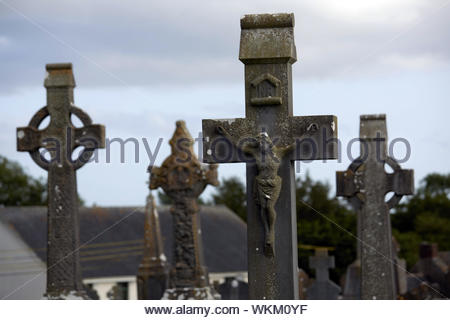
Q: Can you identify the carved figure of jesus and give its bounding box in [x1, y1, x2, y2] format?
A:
[216, 126, 294, 257]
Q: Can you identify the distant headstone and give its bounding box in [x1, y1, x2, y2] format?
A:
[342, 260, 361, 299]
[16, 63, 105, 299]
[392, 237, 407, 296]
[411, 243, 449, 297]
[306, 249, 340, 299]
[336, 114, 414, 299]
[137, 193, 169, 300]
[202, 12, 338, 299]
[218, 277, 249, 300]
[150, 121, 219, 299]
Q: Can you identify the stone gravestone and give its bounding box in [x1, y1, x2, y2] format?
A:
[392, 236, 408, 296]
[149, 120, 219, 299]
[410, 243, 450, 297]
[137, 192, 169, 300]
[16, 63, 105, 299]
[342, 260, 361, 299]
[218, 277, 249, 300]
[336, 114, 414, 299]
[202, 13, 338, 299]
[306, 248, 340, 299]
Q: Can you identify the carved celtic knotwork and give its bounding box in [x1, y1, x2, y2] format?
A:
[336, 114, 414, 300]
[16, 63, 105, 299]
[19, 105, 103, 171]
[149, 120, 218, 299]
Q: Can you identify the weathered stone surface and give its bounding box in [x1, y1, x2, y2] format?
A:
[240, 13, 296, 63]
[392, 237, 408, 296]
[203, 13, 338, 299]
[342, 259, 361, 299]
[16, 63, 105, 299]
[306, 249, 340, 300]
[137, 193, 169, 300]
[336, 114, 414, 300]
[342, 238, 408, 299]
[150, 120, 219, 300]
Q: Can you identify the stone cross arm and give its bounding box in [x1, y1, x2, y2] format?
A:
[309, 249, 334, 282]
[336, 157, 414, 208]
[17, 63, 105, 171]
[202, 115, 337, 163]
[17, 106, 105, 171]
[386, 167, 414, 196]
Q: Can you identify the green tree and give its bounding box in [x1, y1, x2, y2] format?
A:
[209, 173, 356, 283]
[0, 155, 85, 206]
[295, 173, 356, 283]
[0, 155, 47, 206]
[206, 172, 450, 282]
[157, 190, 172, 205]
[392, 173, 450, 267]
[210, 176, 247, 221]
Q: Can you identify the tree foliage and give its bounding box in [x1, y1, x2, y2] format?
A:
[295, 174, 356, 283]
[157, 190, 173, 205]
[210, 173, 355, 283]
[0, 155, 85, 206]
[209, 172, 450, 283]
[0, 155, 47, 206]
[392, 173, 450, 267]
[210, 176, 247, 221]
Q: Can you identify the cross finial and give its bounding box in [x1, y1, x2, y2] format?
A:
[309, 248, 334, 282]
[44, 63, 75, 88]
[239, 13, 296, 64]
[360, 114, 387, 140]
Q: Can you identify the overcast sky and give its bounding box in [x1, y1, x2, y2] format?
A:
[1, 0, 449, 206]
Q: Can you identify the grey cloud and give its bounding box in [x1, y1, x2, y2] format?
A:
[0, 0, 449, 92]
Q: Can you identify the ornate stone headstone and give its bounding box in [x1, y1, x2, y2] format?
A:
[137, 192, 169, 300]
[336, 114, 414, 299]
[16, 63, 105, 298]
[306, 249, 340, 299]
[202, 13, 338, 299]
[149, 120, 219, 299]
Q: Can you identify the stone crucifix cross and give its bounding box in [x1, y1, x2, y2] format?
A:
[306, 248, 340, 299]
[202, 13, 338, 299]
[336, 114, 414, 300]
[16, 63, 105, 299]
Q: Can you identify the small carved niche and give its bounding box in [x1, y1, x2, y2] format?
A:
[250, 73, 282, 106]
